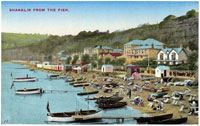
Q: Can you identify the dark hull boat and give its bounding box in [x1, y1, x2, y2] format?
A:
[73, 83, 90, 87]
[135, 113, 173, 123]
[95, 97, 123, 104]
[148, 117, 187, 124]
[77, 91, 99, 96]
[98, 102, 127, 109]
[70, 81, 87, 85]
[155, 92, 168, 98]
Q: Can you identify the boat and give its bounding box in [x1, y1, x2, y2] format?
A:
[73, 83, 90, 87]
[95, 97, 123, 104]
[65, 78, 74, 82]
[98, 102, 127, 109]
[135, 113, 173, 123]
[155, 92, 168, 98]
[70, 81, 87, 85]
[47, 110, 101, 122]
[161, 87, 169, 92]
[143, 88, 157, 92]
[13, 77, 37, 82]
[148, 117, 187, 124]
[16, 88, 43, 95]
[48, 74, 59, 79]
[77, 91, 99, 96]
[85, 96, 112, 100]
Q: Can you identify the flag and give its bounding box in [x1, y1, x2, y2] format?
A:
[10, 82, 14, 89]
[46, 101, 50, 113]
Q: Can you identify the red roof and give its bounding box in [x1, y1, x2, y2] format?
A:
[99, 52, 122, 56]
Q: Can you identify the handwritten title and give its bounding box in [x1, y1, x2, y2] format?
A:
[9, 8, 69, 12]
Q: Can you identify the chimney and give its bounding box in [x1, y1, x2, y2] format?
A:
[186, 46, 191, 52]
[180, 42, 183, 48]
[151, 43, 154, 49]
[162, 44, 166, 49]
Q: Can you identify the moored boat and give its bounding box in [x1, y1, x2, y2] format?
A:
[16, 88, 43, 95]
[95, 97, 123, 104]
[98, 102, 127, 109]
[148, 117, 187, 124]
[70, 81, 87, 85]
[47, 110, 101, 122]
[73, 83, 90, 87]
[135, 113, 173, 123]
[77, 91, 99, 96]
[13, 77, 37, 82]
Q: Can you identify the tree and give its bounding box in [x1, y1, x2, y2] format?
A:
[163, 15, 176, 21]
[72, 55, 79, 64]
[132, 58, 157, 68]
[105, 57, 111, 64]
[187, 51, 198, 70]
[81, 54, 90, 65]
[66, 56, 72, 64]
[97, 58, 103, 68]
[186, 9, 198, 18]
[116, 58, 126, 66]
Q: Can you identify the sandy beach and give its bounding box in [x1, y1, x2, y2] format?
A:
[22, 63, 199, 124]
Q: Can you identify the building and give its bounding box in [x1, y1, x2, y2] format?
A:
[99, 52, 123, 61]
[101, 64, 114, 73]
[124, 38, 164, 63]
[83, 47, 93, 56]
[155, 65, 170, 78]
[92, 45, 113, 57]
[157, 44, 191, 65]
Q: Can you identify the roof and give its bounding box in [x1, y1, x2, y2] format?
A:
[113, 49, 123, 52]
[99, 52, 122, 56]
[160, 48, 191, 55]
[94, 46, 112, 50]
[92, 52, 97, 55]
[126, 64, 135, 66]
[135, 45, 162, 50]
[125, 38, 164, 46]
[102, 64, 113, 67]
[156, 65, 170, 70]
[60, 57, 67, 61]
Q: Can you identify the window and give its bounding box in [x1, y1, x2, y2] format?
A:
[142, 50, 144, 54]
[160, 53, 164, 60]
[171, 52, 176, 60]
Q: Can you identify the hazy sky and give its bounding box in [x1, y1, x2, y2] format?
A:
[1, 1, 199, 36]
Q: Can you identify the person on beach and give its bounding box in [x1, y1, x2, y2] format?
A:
[127, 87, 131, 98]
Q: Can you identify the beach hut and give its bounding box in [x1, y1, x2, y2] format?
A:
[101, 64, 113, 73]
[132, 72, 141, 79]
[127, 65, 140, 77]
[155, 65, 170, 78]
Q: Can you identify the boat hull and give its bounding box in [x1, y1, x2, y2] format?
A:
[13, 77, 37, 82]
[16, 89, 42, 95]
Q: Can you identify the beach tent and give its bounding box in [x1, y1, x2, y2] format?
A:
[132, 72, 141, 79]
[101, 64, 113, 73]
[155, 65, 170, 78]
[73, 66, 82, 74]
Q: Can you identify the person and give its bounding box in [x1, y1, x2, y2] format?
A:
[127, 87, 131, 98]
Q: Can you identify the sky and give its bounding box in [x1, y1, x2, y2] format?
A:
[1, 1, 199, 36]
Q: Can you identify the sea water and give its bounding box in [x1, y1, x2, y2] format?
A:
[1, 63, 146, 124]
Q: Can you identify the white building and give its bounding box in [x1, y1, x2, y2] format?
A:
[101, 64, 114, 73]
[155, 65, 170, 78]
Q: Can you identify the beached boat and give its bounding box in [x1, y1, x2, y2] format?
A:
[70, 81, 87, 85]
[95, 97, 123, 104]
[47, 110, 101, 122]
[77, 91, 99, 96]
[143, 88, 157, 92]
[85, 96, 112, 100]
[16, 88, 43, 95]
[135, 113, 173, 123]
[154, 92, 168, 98]
[98, 102, 127, 109]
[148, 117, 187, 124]
[73, 83, 90, 87]
[13, 77, 37, 82]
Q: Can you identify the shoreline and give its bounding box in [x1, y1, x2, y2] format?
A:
[6, 62, 199, 124]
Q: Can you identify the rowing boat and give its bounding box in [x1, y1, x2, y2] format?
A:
[13, 77, 37, 82]
[16, 88, 43, 95]
[77, 91, 99, 96]
[148, 117, 187, 124]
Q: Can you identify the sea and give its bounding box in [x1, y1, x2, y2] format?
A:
[1, 62, 147, 124]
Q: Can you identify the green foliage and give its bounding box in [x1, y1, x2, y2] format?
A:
[66, 56, 72, 64]
[132, 58, 157, 68]
[115, 58, 126, 66]
[186, 9, 198, 18]
[97, 58, 104, 67]
[2, 33, 48, 49]
[187, 41, 198, 50]
[187, 51, 198, 70]
[163, 15, 176, 21]
[105, 57, 111, 64]
[81, 54, 90, 64]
